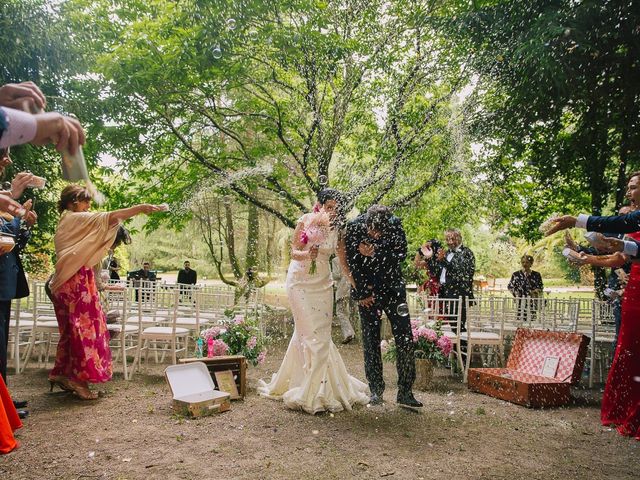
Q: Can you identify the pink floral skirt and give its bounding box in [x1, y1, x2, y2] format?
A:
[50, 267, 112, 383]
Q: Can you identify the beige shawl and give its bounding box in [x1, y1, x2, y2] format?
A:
[50, 210, 119, 293]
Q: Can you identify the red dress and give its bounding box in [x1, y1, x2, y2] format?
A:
[0, 376, 22, 454]
[601, 231, 640, 439]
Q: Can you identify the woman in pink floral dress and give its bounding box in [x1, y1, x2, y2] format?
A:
[48, 185, 163, 400]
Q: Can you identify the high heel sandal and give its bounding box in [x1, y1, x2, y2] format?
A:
[67, 380, 99, 401]
[48, 376, 73, 392]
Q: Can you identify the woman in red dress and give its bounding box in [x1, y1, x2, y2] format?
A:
[600, 230, 640, 439]
[548, 172, 640, 440]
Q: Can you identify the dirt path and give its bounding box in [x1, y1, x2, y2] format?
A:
[2, 337, 638, 480]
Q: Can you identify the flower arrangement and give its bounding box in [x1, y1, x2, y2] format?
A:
[300, 210, 331, 274]
[199, 311, 267, 366]
[382, 320, 452, 364]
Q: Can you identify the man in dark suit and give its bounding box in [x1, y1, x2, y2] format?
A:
[430, 229, 475, 332]
[340, 205, 421, 409]
[508, 255, 544, 321]
[177, 261, 197, 285]
[177, 261, 197, 302]
[130, 261, 157, 302]
[0, 204, 35, 417]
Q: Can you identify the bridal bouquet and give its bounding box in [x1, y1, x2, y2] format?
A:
[199, 311, 266, 366]
[300, 209, 331, 274]
[382, 320, 452, 364]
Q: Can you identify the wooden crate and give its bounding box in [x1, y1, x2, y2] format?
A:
[179, 355, 247, 399]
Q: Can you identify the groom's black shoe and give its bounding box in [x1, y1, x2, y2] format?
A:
[13, 399, 28, 409]
[397, 392, 423, 410]
[369, 393, 384, 406]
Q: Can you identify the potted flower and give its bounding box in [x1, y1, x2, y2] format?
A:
[382, 320, 452, 390]
[199, 311, 267, 367]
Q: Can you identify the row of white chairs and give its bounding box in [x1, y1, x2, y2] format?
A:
[7, 281, 261, 380]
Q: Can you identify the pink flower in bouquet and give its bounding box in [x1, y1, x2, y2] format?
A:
[312, 202, 321, 213]
[437, 335, 453, 357]
[302, 211, 331, 274]
[247, 336, 258, 350]
[257, 350, 267, 365]
[234, 314, 245, 325]
[412, 328, 419, 342]
[410, 319, 421, 329]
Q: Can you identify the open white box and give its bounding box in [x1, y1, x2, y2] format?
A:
[164, 362, 231, 417]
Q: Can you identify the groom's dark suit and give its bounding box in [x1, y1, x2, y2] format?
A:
[344, 214, 415, 397]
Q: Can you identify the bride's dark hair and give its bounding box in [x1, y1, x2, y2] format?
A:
[317, 188, 347, 228]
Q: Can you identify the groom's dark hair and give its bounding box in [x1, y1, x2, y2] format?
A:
[365, 205, 392, 232]
[317, 188, 343, 206]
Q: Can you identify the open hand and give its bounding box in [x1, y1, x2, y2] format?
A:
[358, 295, 375, 308]
[139, 204, 166, 215]
[564, 231, 578, 251]
[358, 242, 375, 257]
[0, 81, 46, 112]
[420, 242, 433, 259]
[22, 199, 37, 227]
[0, 194, 26, 217]
[545, 215, 577, 236]
[32, 112, 86, 155]
[10, 172, 35, 199]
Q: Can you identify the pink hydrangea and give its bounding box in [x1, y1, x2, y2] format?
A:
[417, 326, 438, 342]
[247, 336, 258, 350]
[201, 326, 225, 340]
[437, 335, 453, 357]
[410, 319, 421, 329]
[209, 338, 229, 356]
[257, 350, 267, 365]
[411, 328, 419, 342]
[234, 314, 245, 324]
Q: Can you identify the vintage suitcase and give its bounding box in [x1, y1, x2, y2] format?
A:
[467, 328, 590, 408]
[165, 362, 231, 417]
[179, 355, 247, 399]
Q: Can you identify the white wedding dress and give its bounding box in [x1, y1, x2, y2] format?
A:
[258, 215, 370, 414]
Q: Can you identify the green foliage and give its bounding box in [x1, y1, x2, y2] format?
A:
[444, 0, 640, 241]
[63, 0, 471, 232]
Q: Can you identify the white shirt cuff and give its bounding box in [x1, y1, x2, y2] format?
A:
[0, 107, 37, 148]
[622, 240, 638, 257]
[575, 214, 589, 229]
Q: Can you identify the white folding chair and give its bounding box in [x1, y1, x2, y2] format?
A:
[8, 299, 34, 374]
[133, 290, 190, 371]
[105, 287, 139, 380]
[461, 296, 504, 383]
[588, 299, 616, 387]
[22, 281, 60, 370]
[421, 296, 464, 375]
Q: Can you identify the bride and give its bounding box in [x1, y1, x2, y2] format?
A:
[258, 189, 370, 414]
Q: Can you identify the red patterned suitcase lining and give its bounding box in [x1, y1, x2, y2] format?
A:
[507, 329, 581, 382]
[476, 368, 564, 384]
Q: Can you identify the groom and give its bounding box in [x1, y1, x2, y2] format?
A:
[340, 205, 422, 409]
